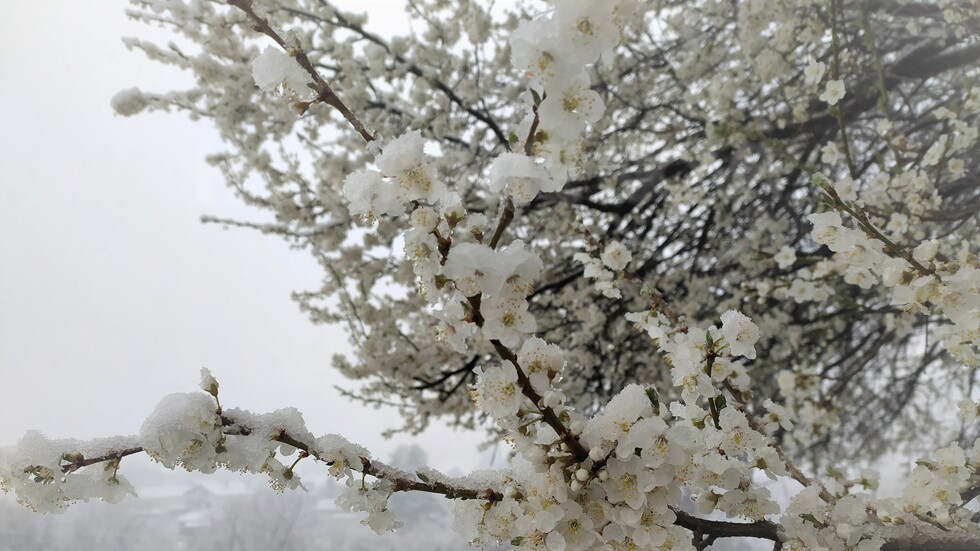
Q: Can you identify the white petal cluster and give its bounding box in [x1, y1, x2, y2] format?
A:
[807, 202, 980, 367]
[782, 489, 885, 551]
[440, 239, 543, 349]
[474, 361, 524, 421]
[719, 309, 761, 360]
[337, 479, 404, 534]
[574, 249, 622, 298]
[774, 245, 796, 269]
[504, 0, 639, 197]
[875, 443, 980, 527]
[251, 46, 311, 97]
[819, 79, 846, 106]
[804, 60, 826, 85]
[443, 242, 506, 296]
[581, 384, 653, 451]
[342, 169, 404, 217]
[2, 379, 411, 531]
[489, 153, 560, 205]
[600, 240, 632, 271]
[518, 337, 565, 395]
[343, 130, 444, 218]
[0, 433, 138, 512]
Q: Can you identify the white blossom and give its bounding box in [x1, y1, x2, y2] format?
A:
[719, 310, 761, 360]
[475, 362, 524, 420]
[773, 246, 796, 269]
[804, 60, 826, 85]
[600, 240, 632, 271]
[489, 152, 559, 205]
[820, 79, 846, 105]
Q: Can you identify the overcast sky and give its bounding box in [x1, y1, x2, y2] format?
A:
[0, 0, 490, 481]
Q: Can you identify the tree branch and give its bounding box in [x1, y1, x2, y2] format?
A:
[228, 0, 376, 142]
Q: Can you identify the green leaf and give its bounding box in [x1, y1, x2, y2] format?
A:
[714, 394, 727, 412]
[799, 513, 825, 528]
[707, 398, 721, 429]
[529, 88, 543, 106]
[645, 386, 661, 415]
[434, 274, 450, 290]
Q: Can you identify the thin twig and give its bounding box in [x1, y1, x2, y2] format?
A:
[228, 0, 376, 142]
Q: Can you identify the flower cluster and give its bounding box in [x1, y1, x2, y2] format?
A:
[0, 432, 138, 513]
[807, 179, 980, 369]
